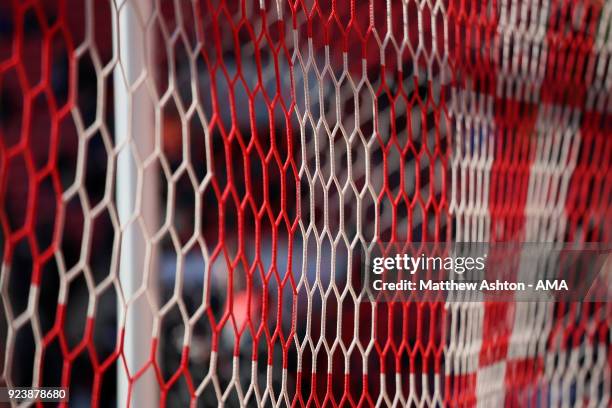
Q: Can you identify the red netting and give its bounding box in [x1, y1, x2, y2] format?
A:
[0, 0, 610, 407]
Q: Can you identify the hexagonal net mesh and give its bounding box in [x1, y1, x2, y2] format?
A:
[0, 0, 611, 406]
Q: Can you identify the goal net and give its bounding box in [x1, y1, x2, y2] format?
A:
[0, 0, 610, 406]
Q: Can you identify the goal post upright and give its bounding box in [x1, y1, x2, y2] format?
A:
[112, 0, 158, 406]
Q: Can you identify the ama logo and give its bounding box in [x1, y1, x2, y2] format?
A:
[536, 280, 569, 290]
